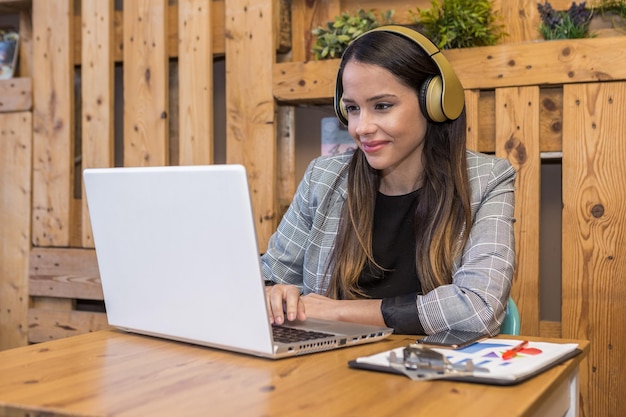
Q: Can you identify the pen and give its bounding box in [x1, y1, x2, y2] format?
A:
[502, 340, 528, 360]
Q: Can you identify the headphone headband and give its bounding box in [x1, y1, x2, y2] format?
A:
[334, 25, 465, 125]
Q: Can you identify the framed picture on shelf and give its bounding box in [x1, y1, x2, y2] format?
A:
[321, 117, 356, 156]
[0, 27, 19, 80]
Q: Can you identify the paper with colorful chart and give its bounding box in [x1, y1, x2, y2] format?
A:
[354, 339, 580, 382]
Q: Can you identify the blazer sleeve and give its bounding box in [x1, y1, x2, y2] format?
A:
[415, 156, 517, 336]
[259, 161, 315, 291]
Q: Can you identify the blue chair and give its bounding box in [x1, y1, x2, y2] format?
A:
[500, 297, 521, 335]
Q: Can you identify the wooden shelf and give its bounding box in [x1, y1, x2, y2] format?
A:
[0, 77, 31, 112]
[273, 36, 626, 103]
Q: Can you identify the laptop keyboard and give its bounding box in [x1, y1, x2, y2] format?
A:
[272, 325, 335, 343]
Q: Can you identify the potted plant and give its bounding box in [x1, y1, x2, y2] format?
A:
[537, 2, 594, 40]
[311, 9, 394, 60]
[407, 0, 507, 49]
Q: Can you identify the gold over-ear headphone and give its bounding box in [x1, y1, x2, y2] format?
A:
[334, 25, 465, 125]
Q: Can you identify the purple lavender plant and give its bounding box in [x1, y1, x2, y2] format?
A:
[537, 1, 593, 39]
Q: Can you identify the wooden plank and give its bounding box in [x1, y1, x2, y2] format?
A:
[29, 247, 102, 300]
[28, 305, 110, 343]
[446, 36, 626, 89]
[275, 52, 297, 213]
[277, 105, 296, 215]
[538, 87, 563, 153]
[0, 111, 31, 350]
[277, 0, 291, 54]
[477, 90, 495, 153]
[495, 86, 541, 337]
[28, 246, 107, 344]
[0, 77, 31, 111]
[273, 37, 626, 101]
[123, 0, 169, 166]
[81, 0, 114, 248]
[290, 0, 340, 62]
[491, 0, 542, 44]
[464, 89, 480, 151]
[167, 0, 223, 61]
[225, 0, 277, 251]
[168, 59, 179, 164]
[31, 0, 74, 247]
[177, 0, 213, 165]
[342, 0, 430, 24]
[562, 82, 626, 417]
[274, 59, 338, 103]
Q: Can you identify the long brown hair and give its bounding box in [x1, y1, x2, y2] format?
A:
[325, 30, 472, 299]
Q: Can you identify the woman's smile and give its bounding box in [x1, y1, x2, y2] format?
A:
[360, 139, 389, 153]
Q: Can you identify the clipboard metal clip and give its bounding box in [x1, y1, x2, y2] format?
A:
[388, 343, 488, 381]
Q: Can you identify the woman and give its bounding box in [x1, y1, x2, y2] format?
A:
[261, 25, 516, 336]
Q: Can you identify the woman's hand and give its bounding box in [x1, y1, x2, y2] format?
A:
[265, 284, 306, 325]
[299, 293, 340, 321]
[265, 285, 386, 328]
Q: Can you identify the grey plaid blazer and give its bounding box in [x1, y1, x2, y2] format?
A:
[261, 149, 516, 335]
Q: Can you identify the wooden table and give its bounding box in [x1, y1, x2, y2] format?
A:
[0, 330, 588, 417]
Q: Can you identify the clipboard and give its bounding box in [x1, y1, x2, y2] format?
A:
[348, 338, 582, 385]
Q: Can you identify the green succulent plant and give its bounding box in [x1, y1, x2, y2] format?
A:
[408, 0, 507, 49]
[311, 9, 394, 60]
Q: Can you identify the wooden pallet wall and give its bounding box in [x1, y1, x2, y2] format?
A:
[22, 0, 223, 345]
[0, 0, 290, 346]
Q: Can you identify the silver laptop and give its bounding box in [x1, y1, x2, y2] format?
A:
[83, 164, 392, 359]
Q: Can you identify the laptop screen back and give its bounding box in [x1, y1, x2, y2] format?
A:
[84, 165, 275, 355]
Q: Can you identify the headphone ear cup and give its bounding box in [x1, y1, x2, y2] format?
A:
[419, 75, 447, 123]
[334, 93, 349, 126]
[339, 96, 348, 124]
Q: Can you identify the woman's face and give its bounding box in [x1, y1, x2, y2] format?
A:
[341, 60, 428, 193]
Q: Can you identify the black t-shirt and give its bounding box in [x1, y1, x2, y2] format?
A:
[358, 189, 422, 298]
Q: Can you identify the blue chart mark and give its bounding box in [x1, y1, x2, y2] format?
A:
[448, 342, 512, 367]
[457, 342, 511, 355]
